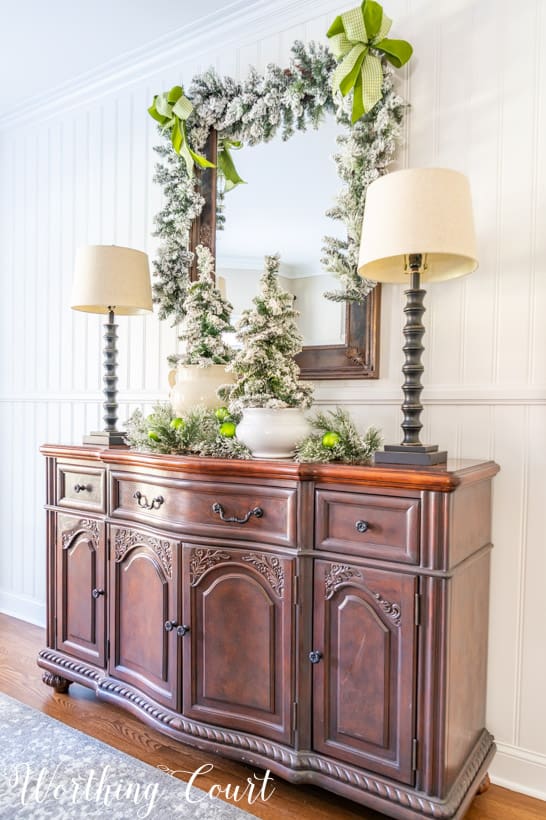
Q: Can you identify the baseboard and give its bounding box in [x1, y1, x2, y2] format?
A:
[490, 742, 546, 802]
[0, 590, 46, 628]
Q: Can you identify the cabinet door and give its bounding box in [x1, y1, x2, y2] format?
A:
[182, 545, 295, 744]
[109, 525, 179, 710]
[312, 560, 417, 784]
[56, 513, 106, 667]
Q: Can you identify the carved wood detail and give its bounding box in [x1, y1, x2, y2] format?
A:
[114, 528, 173, 578]
[189, 548, 231, 586]
[61, 518, 100, 549]
[373, 591, 402, 627]
[38, 649, 103, 684]
[324, 563, 402, 626]
[41, 671, 71, 693]
[242, 552, 285, 597]
[325, 564, 363, 599]
[92, 672, 493, 819]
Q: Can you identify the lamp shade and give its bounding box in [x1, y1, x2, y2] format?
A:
[358, 168, 478, 283]
[71, 245, 153, 314]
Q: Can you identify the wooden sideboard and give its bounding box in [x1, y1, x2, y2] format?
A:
[38, 445, 499, 820]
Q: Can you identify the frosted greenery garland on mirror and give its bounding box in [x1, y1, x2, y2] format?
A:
[151, 39, 407, 320]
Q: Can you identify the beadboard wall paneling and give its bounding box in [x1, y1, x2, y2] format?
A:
[1, 0, 545, 802]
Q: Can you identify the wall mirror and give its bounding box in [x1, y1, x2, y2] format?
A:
[151, 41, 408, 380]
[190, 127, 380, 380]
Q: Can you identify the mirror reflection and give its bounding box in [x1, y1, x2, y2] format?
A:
[216, 115, 346, 346]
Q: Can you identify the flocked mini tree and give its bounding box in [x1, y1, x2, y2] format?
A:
[169, 244, 234, 367]
[219, 254, 314, 412]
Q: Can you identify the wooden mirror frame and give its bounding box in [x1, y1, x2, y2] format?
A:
[190, 132, 380, 381]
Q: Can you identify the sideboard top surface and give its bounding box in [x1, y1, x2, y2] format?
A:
[40, 444, 499, 493]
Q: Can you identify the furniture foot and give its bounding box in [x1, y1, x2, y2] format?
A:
[477, 773, 491, 795]
[42, 671, 71, 693]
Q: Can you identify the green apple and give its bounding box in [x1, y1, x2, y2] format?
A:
[215, 407, 230, 422]
[321, 431, 340, 449]
[219, 421, 237, 438]
[170, 417, 186, 430]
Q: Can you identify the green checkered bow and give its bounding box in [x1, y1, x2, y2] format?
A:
[327, 0, 413, 123]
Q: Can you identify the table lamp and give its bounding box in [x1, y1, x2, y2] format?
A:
[71, 245, 153, 446]
[358, 168, 478, 465]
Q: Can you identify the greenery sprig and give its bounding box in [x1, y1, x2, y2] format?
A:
[294, 408, 382, 464]
[125, 404, 251, 459]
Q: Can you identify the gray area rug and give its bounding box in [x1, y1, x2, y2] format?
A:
[0, 692, 260, 818]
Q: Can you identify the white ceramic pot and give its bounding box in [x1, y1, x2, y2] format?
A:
[169, 365, 233, 413]
[236, 407, 311, 459]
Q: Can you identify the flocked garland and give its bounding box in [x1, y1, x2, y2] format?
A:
[126, 403, 382, 465]
[126, 404, 252, 459]
[151, 38, 407, 322]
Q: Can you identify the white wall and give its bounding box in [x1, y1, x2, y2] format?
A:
[1, 0, 545, 801]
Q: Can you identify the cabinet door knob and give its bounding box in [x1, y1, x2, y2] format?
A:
[74, 483, 91, 493]
[164, 620, 178, 632]
[355, 520, 369, 533]
[211, 502, 263, 524]
[133, 491, 165, 511]
[309, 650, 323, 664]
[176, 625, 190, 637]
[91, 588, 105, 599]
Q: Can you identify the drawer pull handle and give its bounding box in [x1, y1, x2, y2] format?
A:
[212, 502, 263, 525]
[176, 625, 190, 638]
[355, 520, 370, 533]
[74, 483, 91, 493]
[91, 588, 105, 599]
[309, 650, 323, 664]
[133, 491, 165, 511]
[164, 620, 178, 632]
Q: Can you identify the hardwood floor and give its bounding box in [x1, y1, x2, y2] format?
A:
[0, 613, 544, 820]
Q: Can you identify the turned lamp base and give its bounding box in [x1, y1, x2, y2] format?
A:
[82, 309, 129, 448]
[375, 444, 447, 466]
[374, 257, 448, 468]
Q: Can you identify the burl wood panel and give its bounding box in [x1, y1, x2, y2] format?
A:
[56, 514, 106, 667]
[110, 471, 298, 547]
[312, 559, 418, 785]
[315, 489, 421, 563]
[182, 544, 295, 744]
[109, 526, 179, 710]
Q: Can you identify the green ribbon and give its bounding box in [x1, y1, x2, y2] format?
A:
[327, 0, 413, 123]
[148, 86, 215, 177]
[149, 86, 245, 191]
[217, 139, 246, 192]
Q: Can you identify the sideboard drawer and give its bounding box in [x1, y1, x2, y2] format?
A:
[111, 472, 298, 547]
[315, 489, 420, 564]
[56, 464, 106, 513]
